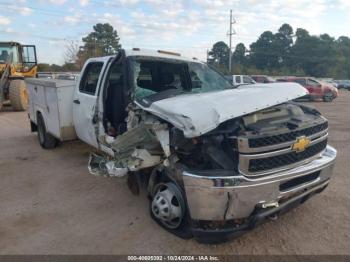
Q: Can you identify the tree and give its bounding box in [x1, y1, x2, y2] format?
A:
[208, 41, 230, 69]
[232, 43, 247, 67]
[64, 40, 80, 64]
[249, 31, 276, 69]
[81, 23, 121, 58]
[63, 40, 81, 71]
[37, 63, 51, 72]
[274, 24, 294, 66]
[209, 23, 350, 78]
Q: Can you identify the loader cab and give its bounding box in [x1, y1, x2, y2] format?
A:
[0, 42, 37, 75]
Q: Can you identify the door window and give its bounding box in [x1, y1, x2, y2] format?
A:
[79, 62, 104, 95]
[308, 79, 320, 87]
[294, 79, 306, 86]
[21, 46, 37, 65]
[243, 76, 254, 84]
[235, 75, 241, 84]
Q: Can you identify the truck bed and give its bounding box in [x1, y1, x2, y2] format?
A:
[26, 78, 77, 141]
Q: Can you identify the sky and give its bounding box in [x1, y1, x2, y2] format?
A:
[0, 0, 349, 65]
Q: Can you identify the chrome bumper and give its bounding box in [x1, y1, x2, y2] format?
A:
[183, 145, 337, 221]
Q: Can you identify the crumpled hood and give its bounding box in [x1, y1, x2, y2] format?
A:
[136, 83, 308, 138]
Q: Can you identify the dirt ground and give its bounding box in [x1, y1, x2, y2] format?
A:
[0, 90, 350, 255]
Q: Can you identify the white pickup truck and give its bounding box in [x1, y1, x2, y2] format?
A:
[27, 48, 337, 243]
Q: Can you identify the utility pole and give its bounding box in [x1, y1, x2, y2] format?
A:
[227, 9, 236, 73]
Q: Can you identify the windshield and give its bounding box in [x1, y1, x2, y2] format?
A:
[0, 43, 19, 64]
[129, 57, 232, 103]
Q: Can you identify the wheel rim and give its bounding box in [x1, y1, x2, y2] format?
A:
[151, 183, 184, 229]
[324, 93, 333, 101]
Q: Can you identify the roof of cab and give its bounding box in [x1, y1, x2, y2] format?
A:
[85, 48, 202, 63]
[124, 48, 200, 63]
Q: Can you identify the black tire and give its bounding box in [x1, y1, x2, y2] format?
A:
[150, 181, 192, 239]
[323, 92, 334, 102]
[37, 113, 57, 149]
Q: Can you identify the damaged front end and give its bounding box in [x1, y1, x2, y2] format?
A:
[86, 52, 335, 243]
[88, 107, 172, 177]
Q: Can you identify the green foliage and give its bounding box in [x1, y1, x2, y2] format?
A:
[37, 63, 79, 72]
[208, 23, 350, 78]
[37, 63, 51, 72]
[208, 41, 230, 68]
[80, 23, 121, 59]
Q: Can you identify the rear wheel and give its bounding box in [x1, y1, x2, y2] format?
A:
[37, 113, 57, 149]
[323, 92, 334, 102]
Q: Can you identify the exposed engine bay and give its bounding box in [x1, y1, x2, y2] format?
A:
[89, 101, 327, 179]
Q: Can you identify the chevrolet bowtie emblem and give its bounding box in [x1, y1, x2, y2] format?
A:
[292, 136, 311, 153]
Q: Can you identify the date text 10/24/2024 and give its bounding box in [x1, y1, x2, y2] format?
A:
[127, 256, 220, 261]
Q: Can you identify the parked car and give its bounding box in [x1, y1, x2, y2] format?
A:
[225, 74, 256, 87]
[285, 77, 338, 102]
[335, 80, 350, 90]
[324, 79, 338, 88]
[37, 72, 54, 79]
[251, 75, 275, 83]
[56, 73, 77, 81]
[26, 48, 336, 244]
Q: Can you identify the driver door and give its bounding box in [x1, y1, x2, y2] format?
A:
[73, 60, 107, 147]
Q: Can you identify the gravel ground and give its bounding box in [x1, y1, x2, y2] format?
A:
[0, 90, 349, 255]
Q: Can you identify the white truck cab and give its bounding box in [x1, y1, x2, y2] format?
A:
[225, 74, 256, 87]
[27, 48, 336, 244]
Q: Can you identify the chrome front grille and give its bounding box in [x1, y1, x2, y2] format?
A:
[237, 120, 328, 176]
[248, 139, 327, 173]
[248, 122, 328, 148]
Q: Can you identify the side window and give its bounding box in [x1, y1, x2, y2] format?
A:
[22, 46, 37, 65]
[235, 76, 241, 84]
[308, 79, 320, 87]
[294, 79, 306, 86]
[79, 62, 104, 95]
[243, 76, 254, 84]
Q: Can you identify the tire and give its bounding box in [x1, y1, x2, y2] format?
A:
[37, 113, 57, 149]
[323, 92, 334, 102]
[9, 79, 29, 111]
[150, 181, 192, 239]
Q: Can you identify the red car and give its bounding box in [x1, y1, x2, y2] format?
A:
[284, 77, 338, 102]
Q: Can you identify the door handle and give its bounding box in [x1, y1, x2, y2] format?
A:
[73, 99, 80, 104]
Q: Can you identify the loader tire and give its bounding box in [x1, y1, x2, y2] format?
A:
[9, 79, 29, 111]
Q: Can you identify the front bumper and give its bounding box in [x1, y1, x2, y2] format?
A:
[182, 145, 337, 243]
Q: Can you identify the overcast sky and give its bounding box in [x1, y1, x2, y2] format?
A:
[0, 0, 349, 65]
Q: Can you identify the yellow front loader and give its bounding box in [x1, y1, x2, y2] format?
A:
[0, 42, 37, 111]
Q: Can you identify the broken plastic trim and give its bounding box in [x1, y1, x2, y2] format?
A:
[88, 153, 129, 177]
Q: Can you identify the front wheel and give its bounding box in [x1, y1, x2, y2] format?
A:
[150, 182, 192, 239]
[323, 92, 334, 102]
[37, 113, 57, 149]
